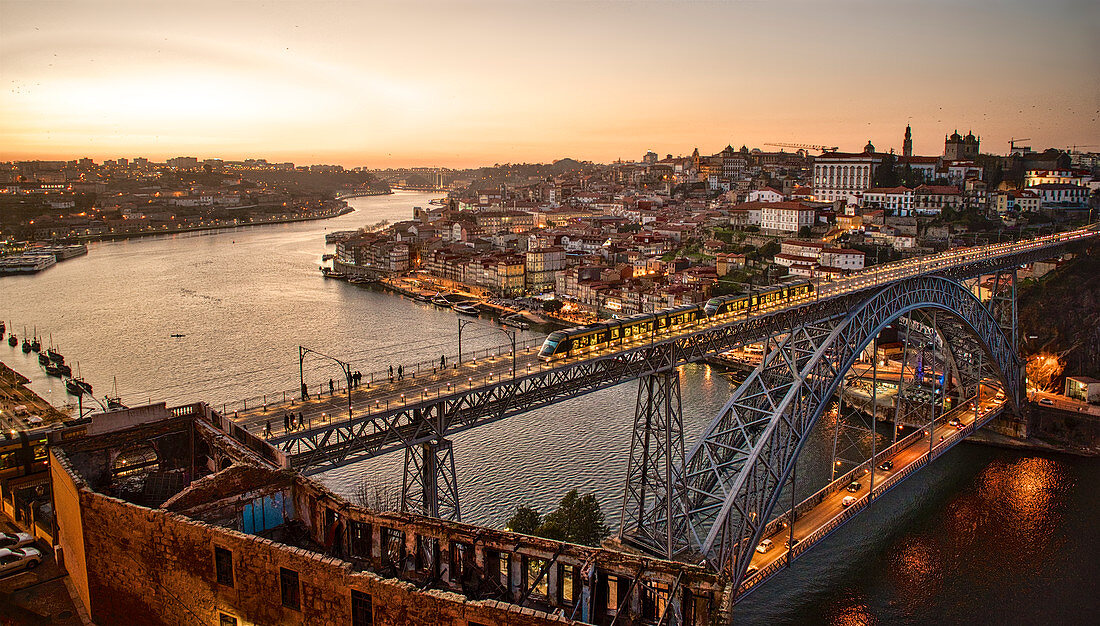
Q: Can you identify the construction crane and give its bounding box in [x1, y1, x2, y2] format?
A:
[1008, 137, 1031, 153]
[765, 142, 839, 153]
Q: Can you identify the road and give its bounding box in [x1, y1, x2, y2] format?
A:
[740, 392, 1006, 590]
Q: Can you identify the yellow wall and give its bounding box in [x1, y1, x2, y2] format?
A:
[49, 450, 89, 615]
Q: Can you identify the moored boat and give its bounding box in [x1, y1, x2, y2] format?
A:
[38, 353, 50, 366]
[66, 378, 86, 396]
[45, 363, 64, 377]
[7, 334, 16, 347]
[21, 339, 31, 353]
[453, 302, 481, 316]
[501, 315, 531, 330]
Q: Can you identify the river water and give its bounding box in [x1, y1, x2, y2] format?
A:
[2, 191, 1095, 623]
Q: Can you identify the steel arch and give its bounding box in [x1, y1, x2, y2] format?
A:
[675, 275, 1021, 585]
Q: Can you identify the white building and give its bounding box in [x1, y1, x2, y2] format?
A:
[820, 247, 865, 271]
[746, 187, 785, 203]
[861, 186, 914, 215]
[760, 202, 816, 233]
[812, 144, 883, 203]
[1031, 183, 1089, 206]
[1025, 169, 1091, 188]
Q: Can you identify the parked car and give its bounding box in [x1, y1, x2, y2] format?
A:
[842, 496, 857, 507]
[755, 539, 773, 554]
[877, 460, 894, 472]
[846, 481, 862, 493]
[0, 547, 42, 577]
[0, 532, 34, 550]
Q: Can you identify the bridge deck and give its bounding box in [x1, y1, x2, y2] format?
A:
[734, 395, 1006, 601]
[228, 227, 1095, 469]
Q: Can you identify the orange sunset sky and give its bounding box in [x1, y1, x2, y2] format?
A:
[2, 0, 1098, 168]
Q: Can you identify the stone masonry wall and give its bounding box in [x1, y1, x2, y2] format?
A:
[77, 487, 575, 626]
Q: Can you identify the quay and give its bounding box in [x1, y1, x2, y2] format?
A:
[0, 361, 68, 431]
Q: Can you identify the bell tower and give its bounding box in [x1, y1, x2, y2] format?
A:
[903, 124, 913, 157]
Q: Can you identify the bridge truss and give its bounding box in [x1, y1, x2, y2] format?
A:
[631, 274, 1022, 596]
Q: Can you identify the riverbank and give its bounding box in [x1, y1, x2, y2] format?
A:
[966, 427, 1100, 457]
[73, 204, 355, 243]
[334, 190, 393, 200]
[0, 361, 68, 431]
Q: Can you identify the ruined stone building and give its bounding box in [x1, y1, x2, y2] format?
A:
[47, 403, 728, 625]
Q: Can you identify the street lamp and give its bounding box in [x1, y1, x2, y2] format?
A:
[496, 327, 517, 378]
[457, 318, 474, 363]
[299, 345, 354, 423]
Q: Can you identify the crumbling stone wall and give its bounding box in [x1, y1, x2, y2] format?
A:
[75, 485, 578, 625]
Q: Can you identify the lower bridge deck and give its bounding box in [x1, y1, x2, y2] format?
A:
[734, 395, 1006, 601]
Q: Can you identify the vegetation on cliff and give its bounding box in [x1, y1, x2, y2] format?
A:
[1017, 241, 1100, 383]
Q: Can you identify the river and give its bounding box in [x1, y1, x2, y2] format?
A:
[1, 191, 1095, 623]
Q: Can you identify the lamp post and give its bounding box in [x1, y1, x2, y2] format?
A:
[496, 328, 517, 378]
[457, 319, 473, 363]
[299, 345, 354, 423]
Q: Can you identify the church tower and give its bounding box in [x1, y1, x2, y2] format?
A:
[903, 124, 913, 157]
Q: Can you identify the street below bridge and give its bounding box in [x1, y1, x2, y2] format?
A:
[736, 391, 1007, 599]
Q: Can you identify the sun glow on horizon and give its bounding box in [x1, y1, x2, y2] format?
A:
[1, 0, 1097, 167]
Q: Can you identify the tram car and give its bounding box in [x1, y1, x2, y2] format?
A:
[0, 427, 50, 481]
[538, 280, 814, 361]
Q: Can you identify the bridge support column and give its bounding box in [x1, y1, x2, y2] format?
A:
[619, 369, 684, 559]
[401, 437, 460, 522]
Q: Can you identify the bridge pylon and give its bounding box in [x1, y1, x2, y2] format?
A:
[618, 369, 685, 559]
[401, 435, 460, 522]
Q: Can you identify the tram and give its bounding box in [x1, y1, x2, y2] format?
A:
[538, 281, 814, 360]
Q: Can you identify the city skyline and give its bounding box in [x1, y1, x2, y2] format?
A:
[2, 0, 1098, 168]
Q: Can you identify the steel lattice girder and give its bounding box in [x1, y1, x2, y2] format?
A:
[675, 276, 1021, 586]
[619, 371, 686, 558]
[402, 437, 461, 522]
[274, 243, 1065, 475]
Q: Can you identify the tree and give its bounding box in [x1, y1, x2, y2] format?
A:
[506, 505, 542, 535]
[759, 240, 780, 259]
[541, 299, 564, 313]
[872, 153, 899, 188]
[355, 478, 401, 512]
[537, 489, 610, 547]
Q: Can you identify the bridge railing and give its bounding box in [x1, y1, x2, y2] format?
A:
[739, 402, 1008, 596]
[756, 422, 929, 542]
[217, 334, 546, 417]
[222, 227, 1097, 424]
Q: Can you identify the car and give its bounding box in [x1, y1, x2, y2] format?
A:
[948, 417, 961, 427]
[745, 565, 759, 576]
[0, 547, 42, 577]
[878, 460, 894, 472]
[785, 538, 800, 549]
[954, 419, 966, 430]
[846, 481, 862, 493]
[842, 495, 857, 507]
[1039, 398, 1054, 406]
[755, 539, 773, 554]
[0, 532, 34, 550]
